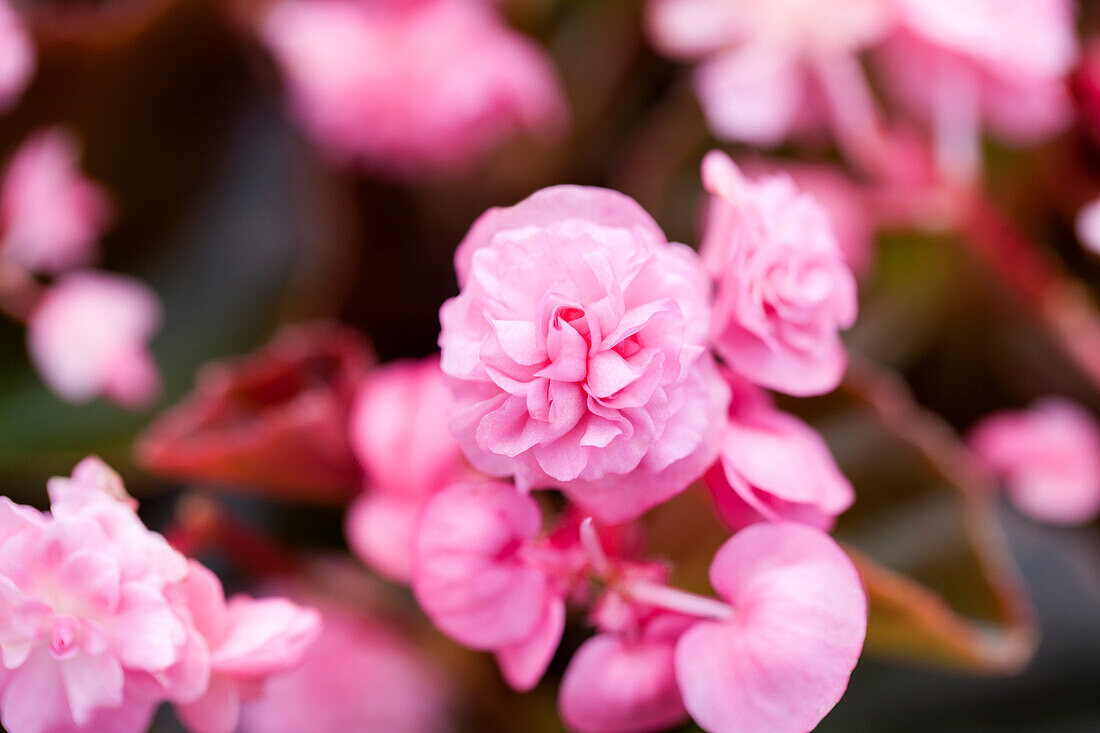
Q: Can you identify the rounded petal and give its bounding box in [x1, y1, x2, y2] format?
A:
[413, 482, 549, 649]
[559, 631, 688, 733]
[454, 185, 667, 287]
[674, 523, 866, 733]
[495, 597, 565, 692]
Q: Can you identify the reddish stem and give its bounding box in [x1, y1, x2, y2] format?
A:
[956, 188, 1100, 391]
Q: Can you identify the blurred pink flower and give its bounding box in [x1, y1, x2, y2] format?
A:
[647, 0, 892, 144]
[345, 355, 466, 582]
[27, 270, 162, 408]
[259, 0, 567, 178]
[441, 186, 729, 523]
[968, 398, 1100, 525]
[674, 523, 866, 733]
[0, 463, 188, 733]
[0, 0, 34, 113]
[559, 612, 692, 733]
[704, 370, 854, 531]
[239, 601, 452, 733]
[0, 128, 111, 275]
[701, 151, 857, 396]
[169, 563, 321, 733]
[877, 0, 1078, 145]
[137, 323, 373, 502]
[1076, 196, 1100, 255]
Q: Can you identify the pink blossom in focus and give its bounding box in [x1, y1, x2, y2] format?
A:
[345, 355, 466, 582]
[169, 563, 321, 733]
[27, 270, 162, 408]
[259, 0, 567, 178]
[704, 370, 854, 531]
[968, 398, 1100, 525]
[647, 0, 892, 145]
[0, 463, 189, 733]
[877, 0, 1079, 144]
[674, 523, 867, 733]
[0, 0, 34, 113]
[559, 613, 692, 733]
[1076, 196, 1100, 255]
[701, 151, 858, 396]
[0, 128, 111, 274]
[239, 601, 451, 733]
[743, 159, 875, 278]
[441, 186, 730, 524]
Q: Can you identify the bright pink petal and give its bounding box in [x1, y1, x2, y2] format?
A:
[495, 597, 565, 692]
[413, 482, 549, 649]
[674, 523, 866, 733]
[559, 627, 689, 733]
[345, 493, 422, 583]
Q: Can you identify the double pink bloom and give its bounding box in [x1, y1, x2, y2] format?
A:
[0, 458, 320, 733]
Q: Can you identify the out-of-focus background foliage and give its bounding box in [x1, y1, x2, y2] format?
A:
[3, 0, 1100, 730]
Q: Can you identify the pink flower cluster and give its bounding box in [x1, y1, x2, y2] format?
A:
[412, 484, 866, 733]
[258, 0, 567, 178]
[0, 128, 163, 408]
[0, 457, 320, 733]
[326, 155, 866, 731]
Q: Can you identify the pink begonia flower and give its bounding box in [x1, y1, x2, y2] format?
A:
[0, 128, 111, 274]
[345, 355, 467, 582]
[674, 523, 867, 733]
[240, 601, 452, 733]
[259, 0, 567, 178]
[968, 398, 1100, 525]
[743, 159, 875, 278]
[442, 186, 730, 524]
[27, 270, 162, 408]
[168, 562, 321, 733]
[701, 151, 858, 397]
[413, 481, 559, 650]
[877, 0, 1079, 145]
[137, 323, 373, 502]
[559, 613, 692, 733]
[1076, 196, 1100, 255]
[704, 370, 854, 531]
[0, 0, 34, 113]
[0, 466, 188, 733]
[647, 0, 892, 145]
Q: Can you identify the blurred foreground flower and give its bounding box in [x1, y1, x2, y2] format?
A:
[27, 270, 163, 408]
[240, 593, 452, 733]
[0, 457, 320, 733]
[258, 0, 567, 179]
[137, 323, 373, 503]
[0, 0, 33, 113]
[968, 398, 1100, 525]
[0, 128, 111, 275]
